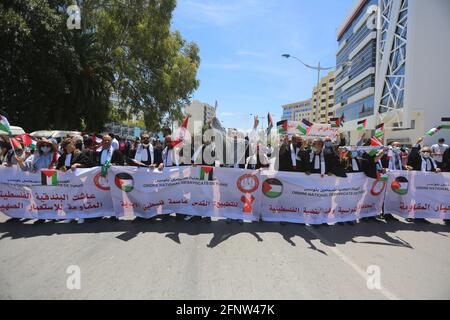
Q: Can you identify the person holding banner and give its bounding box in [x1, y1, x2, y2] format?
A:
[406, 146, 441, 173]
[16, 138, 59, 172]
[128, 133, 156, 168]
[278, 134, 309, 172]
[95, 135, 125, 167]
[340, 149, 362, 173]
[306, 138, 346, 177]
[443, 147, 450, 172]
[56, 138, 90, 171]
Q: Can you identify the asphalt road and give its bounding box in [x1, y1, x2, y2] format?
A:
[0, 214, 449, 300]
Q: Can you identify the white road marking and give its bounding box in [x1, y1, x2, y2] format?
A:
[305, 226, 400, 300]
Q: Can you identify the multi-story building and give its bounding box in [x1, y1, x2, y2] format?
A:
[311, 71, 335, 123]
[334, 0, 378, 143]
[334, 0, 450, 145]
[281, 100, 311, 122]
[184, 100, 217, 136]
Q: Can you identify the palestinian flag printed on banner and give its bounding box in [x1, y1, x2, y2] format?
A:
[297, 119, 313, 135]
[262, 178, 283, 198]
[0, 114, 12, 135]
[357, 119, 367, 131]
[391, 176, 409, 195]
[114, 173, 134, 192]
[376, 172, 389, 182]
[200, 166, 214, 181]
[41, 170, 58, 186]
[277, 120, 288, 134]
[375, 123, 385, 138]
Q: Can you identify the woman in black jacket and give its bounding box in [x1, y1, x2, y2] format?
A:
[56, 138, 90, 171]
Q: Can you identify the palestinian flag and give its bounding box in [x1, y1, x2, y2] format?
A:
[375, 123, 385, 138]
[426, 127, 441, 136]
[357, 119, 367, 131]
[391, 176, 409, 195]
[114, 173, 134, 192]
[330, 118, 341, 128]
[277, 120, 288, 134]
[262, 178, 283, 198]
[41, 170, 58, 186]
[267, 113, 273, 133]
[9, 137, 23, 151]
[297, 119, 313, 135]
[200, 166, 214, 181]
[171, 115, 190, 148]
[370, 137, 383, 147]
[17, 134, 36, 149]
[376, 173, 389, 182]
[0, 115, 12, 135]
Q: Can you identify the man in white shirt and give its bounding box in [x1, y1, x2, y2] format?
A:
[431, 138, 449, 169]
[109, 133, 120, 151]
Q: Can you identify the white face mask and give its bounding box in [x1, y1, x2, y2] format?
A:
[40, 146, 51, 153]
[393, 147, 401, 153]
[421, 152, 431, 159]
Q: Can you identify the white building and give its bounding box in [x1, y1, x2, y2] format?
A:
[184, 100, 217, 136]
[336, 0, 450, 146]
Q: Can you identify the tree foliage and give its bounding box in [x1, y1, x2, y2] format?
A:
[0, 0, 200, 133]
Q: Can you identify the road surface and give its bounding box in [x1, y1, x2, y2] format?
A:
[0, 215, 449, 299]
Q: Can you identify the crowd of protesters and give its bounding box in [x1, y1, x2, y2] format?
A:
[1, 123, 450, 225]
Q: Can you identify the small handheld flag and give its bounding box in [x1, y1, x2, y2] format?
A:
[357, 119, 367, 131]
[426, 127, 441, 136]
[375, 123, 385, 138]
[330, 118, 341, 128]
[277, 120, 288, 134]
[297, 119, 313, 135]
[0, 115, 12, 135]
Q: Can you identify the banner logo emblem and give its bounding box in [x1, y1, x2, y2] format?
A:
[236, 174, 259, 193]
[41, 170, 58, 186]
[115, 173, 134, 193]
[391, 176, 409, 195]
[262, 178, 283, 198]
[199, 166, 214, 181]
[94, 172, 110, 191]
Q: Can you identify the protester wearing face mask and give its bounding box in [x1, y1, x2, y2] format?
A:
[407, 146, 442, 173]
[341, 149, 362, 173]
[160, 135, 180, 169]
[16, 138, 59, 172]
[431, 138, 449, 169]
[383, 142, 407, 171]
[306, 138, 346, 177]
[278, 134, 309, 172]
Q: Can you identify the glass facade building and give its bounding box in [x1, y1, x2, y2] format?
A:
[335, 0, 378, 122]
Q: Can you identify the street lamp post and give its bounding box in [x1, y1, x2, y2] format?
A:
[282, 54, 352, 123]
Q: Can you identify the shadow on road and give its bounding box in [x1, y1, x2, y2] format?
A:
[0, 217, 448, 255]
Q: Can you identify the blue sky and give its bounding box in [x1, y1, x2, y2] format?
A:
[172, 0, 356, 130]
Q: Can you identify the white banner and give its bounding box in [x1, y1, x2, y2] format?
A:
[287, 121, 339, 139]
[0, 166, 114, 219]
[109, 166, 262, 221]
[384, 171, 450, 219]
[260, 171, 386, 224]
